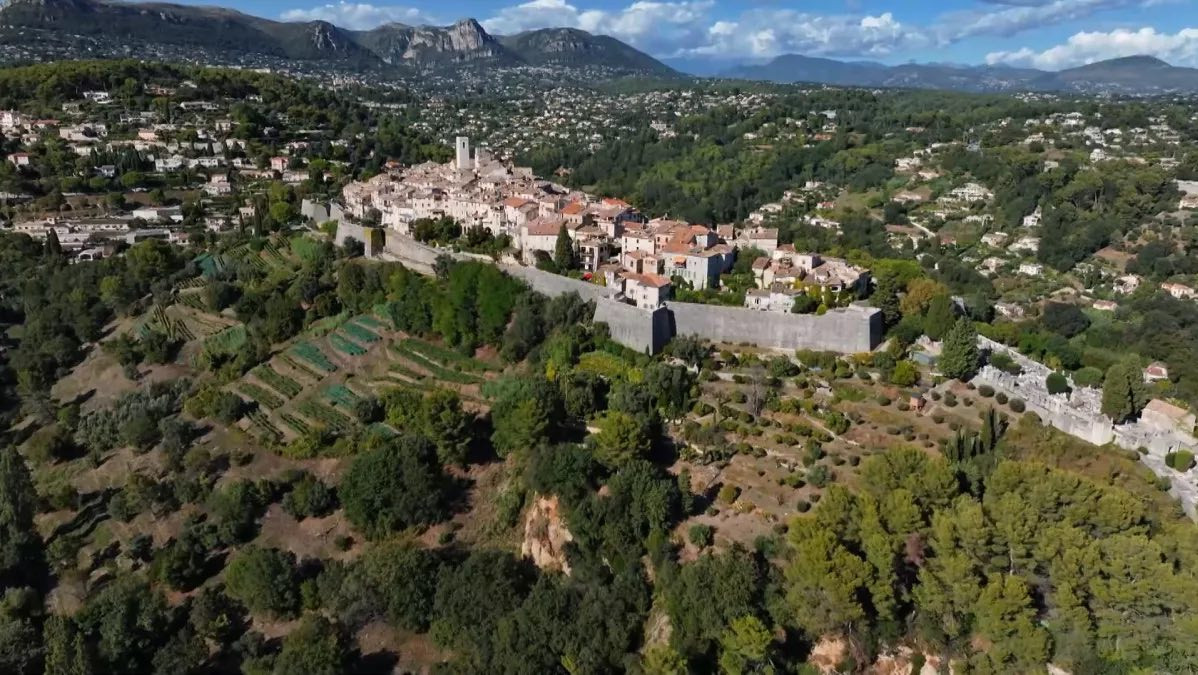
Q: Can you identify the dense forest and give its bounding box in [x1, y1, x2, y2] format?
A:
[1, 222, 1197, 673]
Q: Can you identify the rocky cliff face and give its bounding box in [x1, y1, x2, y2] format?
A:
[0, 1, 677, 76]
[402, 19, 506, 62]
[520, 495, 573, 574]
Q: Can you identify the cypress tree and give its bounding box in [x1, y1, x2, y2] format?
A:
[939, 318, 980, 381]
[553, 224, 574, 271]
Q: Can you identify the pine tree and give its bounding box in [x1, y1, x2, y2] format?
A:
[939, 318, 980, 381]
[553, 224, 574, 271]
[970, 574, 1049, 672]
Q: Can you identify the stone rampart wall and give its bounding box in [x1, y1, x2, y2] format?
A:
[667, 302, 882, 354]
[369, 230, 881, 355]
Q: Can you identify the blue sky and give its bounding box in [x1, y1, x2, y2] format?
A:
[179, 0, 1198, 69]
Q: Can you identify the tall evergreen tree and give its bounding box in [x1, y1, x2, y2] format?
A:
[43, 616, 93, 675]
[923, 294, 956, 341]
[44, 229, 62, 259]
[1101, 358, 1148, 423]
[0, 447, 43, 589]
[553, 224, 574, 271]
[939, 318, 980, 381]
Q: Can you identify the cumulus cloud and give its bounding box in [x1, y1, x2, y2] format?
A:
[986, 26, 1198, 68]
[686, 10, 920, 59]
[280, 2, 437, 30]
[482, 1, 919, 59]
[277, 0, 1176, 63]
[482, 0, 713, 52]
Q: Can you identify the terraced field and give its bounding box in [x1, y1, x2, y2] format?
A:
[228, 313, 504, 442]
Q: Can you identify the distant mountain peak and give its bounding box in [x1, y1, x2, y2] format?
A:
[723, 51, 1198, 95]
[1097, 54, 1170, 67]
[0, 2, 676, 76]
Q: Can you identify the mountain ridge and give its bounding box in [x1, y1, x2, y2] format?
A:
[722, 52, 1198, 95]
[0, 0, 678, 75]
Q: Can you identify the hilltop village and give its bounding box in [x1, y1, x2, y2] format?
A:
[339, 136, 870, 315]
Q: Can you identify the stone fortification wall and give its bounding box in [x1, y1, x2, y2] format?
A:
[367, 230, 881, 355]
[300, 199, 330, 224]
[380, 231, 443, 274]
[499, 265, 616, 303]
[668, 302, 882, 354]
[594, 303, 672, 355]
[973, 365, 1114, 445]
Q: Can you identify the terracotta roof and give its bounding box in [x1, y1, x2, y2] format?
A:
[503, 196, 531, 208]
[561, 201, 585, 216]
[526, 220, 565, 237]
[625, 273, 671, 289]
[1144, 398, 1190, 421]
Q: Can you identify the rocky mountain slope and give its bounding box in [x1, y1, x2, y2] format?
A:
[0, 0, 676, 76]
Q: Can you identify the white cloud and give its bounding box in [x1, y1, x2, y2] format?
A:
[483, 0, 918, 59]
[686, 10, 918, 59]
[482, 0, 713, 52]
[986, 26, 1198, 68]
[280, 3, 437, 30]
[276, 0, 1179, 64]
[933, 0, 1137, 42]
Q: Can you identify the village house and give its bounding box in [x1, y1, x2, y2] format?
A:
[1114, 274, 1142, 295]
[752, 247, 869, 297]
[981, 232, 1010, 247]
[1141, 399, 1196, 435]
[946, 182, 994, 203]
[1144, 362, 1170, 382]
[1162, 282, 1197, 300]
[621, 273, 671, 310]
[744, 284, 803, 313]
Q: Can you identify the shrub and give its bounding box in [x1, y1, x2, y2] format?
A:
[1166, 450, 1195, 472]
[943, 391, 957, 407]
[876, 395, 891, 406]
[996, 392, 1008, 404]
[1073, 366, 1104, 388]
[978, 385, 994, 398]
[717, 484, 740, 504]
[807, 465, 831, 488]
[932, 413, 945, 424]
[1046, 372, 1072, 396]
[1009, 398, 1026, 413]
[282, 474, 336, 520]
[795, 499, 811, 513]
[688, 524, 714, 548]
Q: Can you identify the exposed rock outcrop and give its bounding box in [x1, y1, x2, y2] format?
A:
[520, 494, 573, 574]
